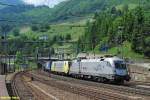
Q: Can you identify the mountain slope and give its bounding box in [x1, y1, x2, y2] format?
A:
[0, 0, 23, 9]
[0, 0, 23, 5]
[0, 0, 149, 25]
[50, 0, 149, 21]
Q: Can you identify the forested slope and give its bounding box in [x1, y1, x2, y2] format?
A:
[0, 0, 149, 25]
[78, 5, 150, 57]
[0, 0, 149, 58]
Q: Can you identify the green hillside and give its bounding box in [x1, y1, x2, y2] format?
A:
[18, 22, 85, 41]
[21, 0, 150, 23]
[0, 0, 149, 59]
[0, 0, 149, 25]
[94, 41, 144, 59]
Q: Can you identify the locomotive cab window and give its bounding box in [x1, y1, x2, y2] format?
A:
[114, 61, 126, 69]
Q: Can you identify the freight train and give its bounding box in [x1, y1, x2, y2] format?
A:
[43, 56, 131, 83]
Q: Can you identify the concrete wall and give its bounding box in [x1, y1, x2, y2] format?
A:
[129, 64, 150, 82]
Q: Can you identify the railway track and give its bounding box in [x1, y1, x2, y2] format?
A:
[24, 71, 146, 100]
[35, 70, 150, 97]
[129, 81, 150, 86]
[11, 71, 55, 100]
[11, 72, 34, 100]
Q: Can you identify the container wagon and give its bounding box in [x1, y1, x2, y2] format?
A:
[44, 61, 52, 72]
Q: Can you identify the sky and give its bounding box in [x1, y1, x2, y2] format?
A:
[22, 0, 67, 8]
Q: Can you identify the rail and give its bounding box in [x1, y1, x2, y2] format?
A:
[24, 72, 138, 100]
[11, 72, 34, 100]
[37, 71, 150, 97]
[11, 73, 20, 98]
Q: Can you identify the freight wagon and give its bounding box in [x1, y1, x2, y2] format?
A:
[43, 61, 52, 72]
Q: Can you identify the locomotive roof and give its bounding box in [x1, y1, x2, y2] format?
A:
[104, 56, 124, 61]
[73, 56, 124, 62]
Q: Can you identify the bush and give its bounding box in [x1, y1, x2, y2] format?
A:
[31, 25, 39, 31]
[144, 47, 150, 57]
[65, 34, 71, 40]
[13, 28, 20, 36]
[143, 37, 150, 57]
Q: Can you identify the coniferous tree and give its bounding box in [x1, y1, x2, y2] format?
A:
[132, 7, 145, 53]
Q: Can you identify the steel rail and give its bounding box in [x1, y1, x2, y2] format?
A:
[25, 72, 134, 100]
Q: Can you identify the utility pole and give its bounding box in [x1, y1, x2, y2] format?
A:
[1, 25, 11, 73]
[1, 31, 8, 73]
[139, 0, 142, 7]
[49, 48, 51, 60]
[36, 47, 39, 61]
[3, 31, 7, 66]
[36, 47, 39, 68]
[118, 26, 124, 58]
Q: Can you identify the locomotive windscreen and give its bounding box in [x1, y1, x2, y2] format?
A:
[114, 61, 126, 69]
